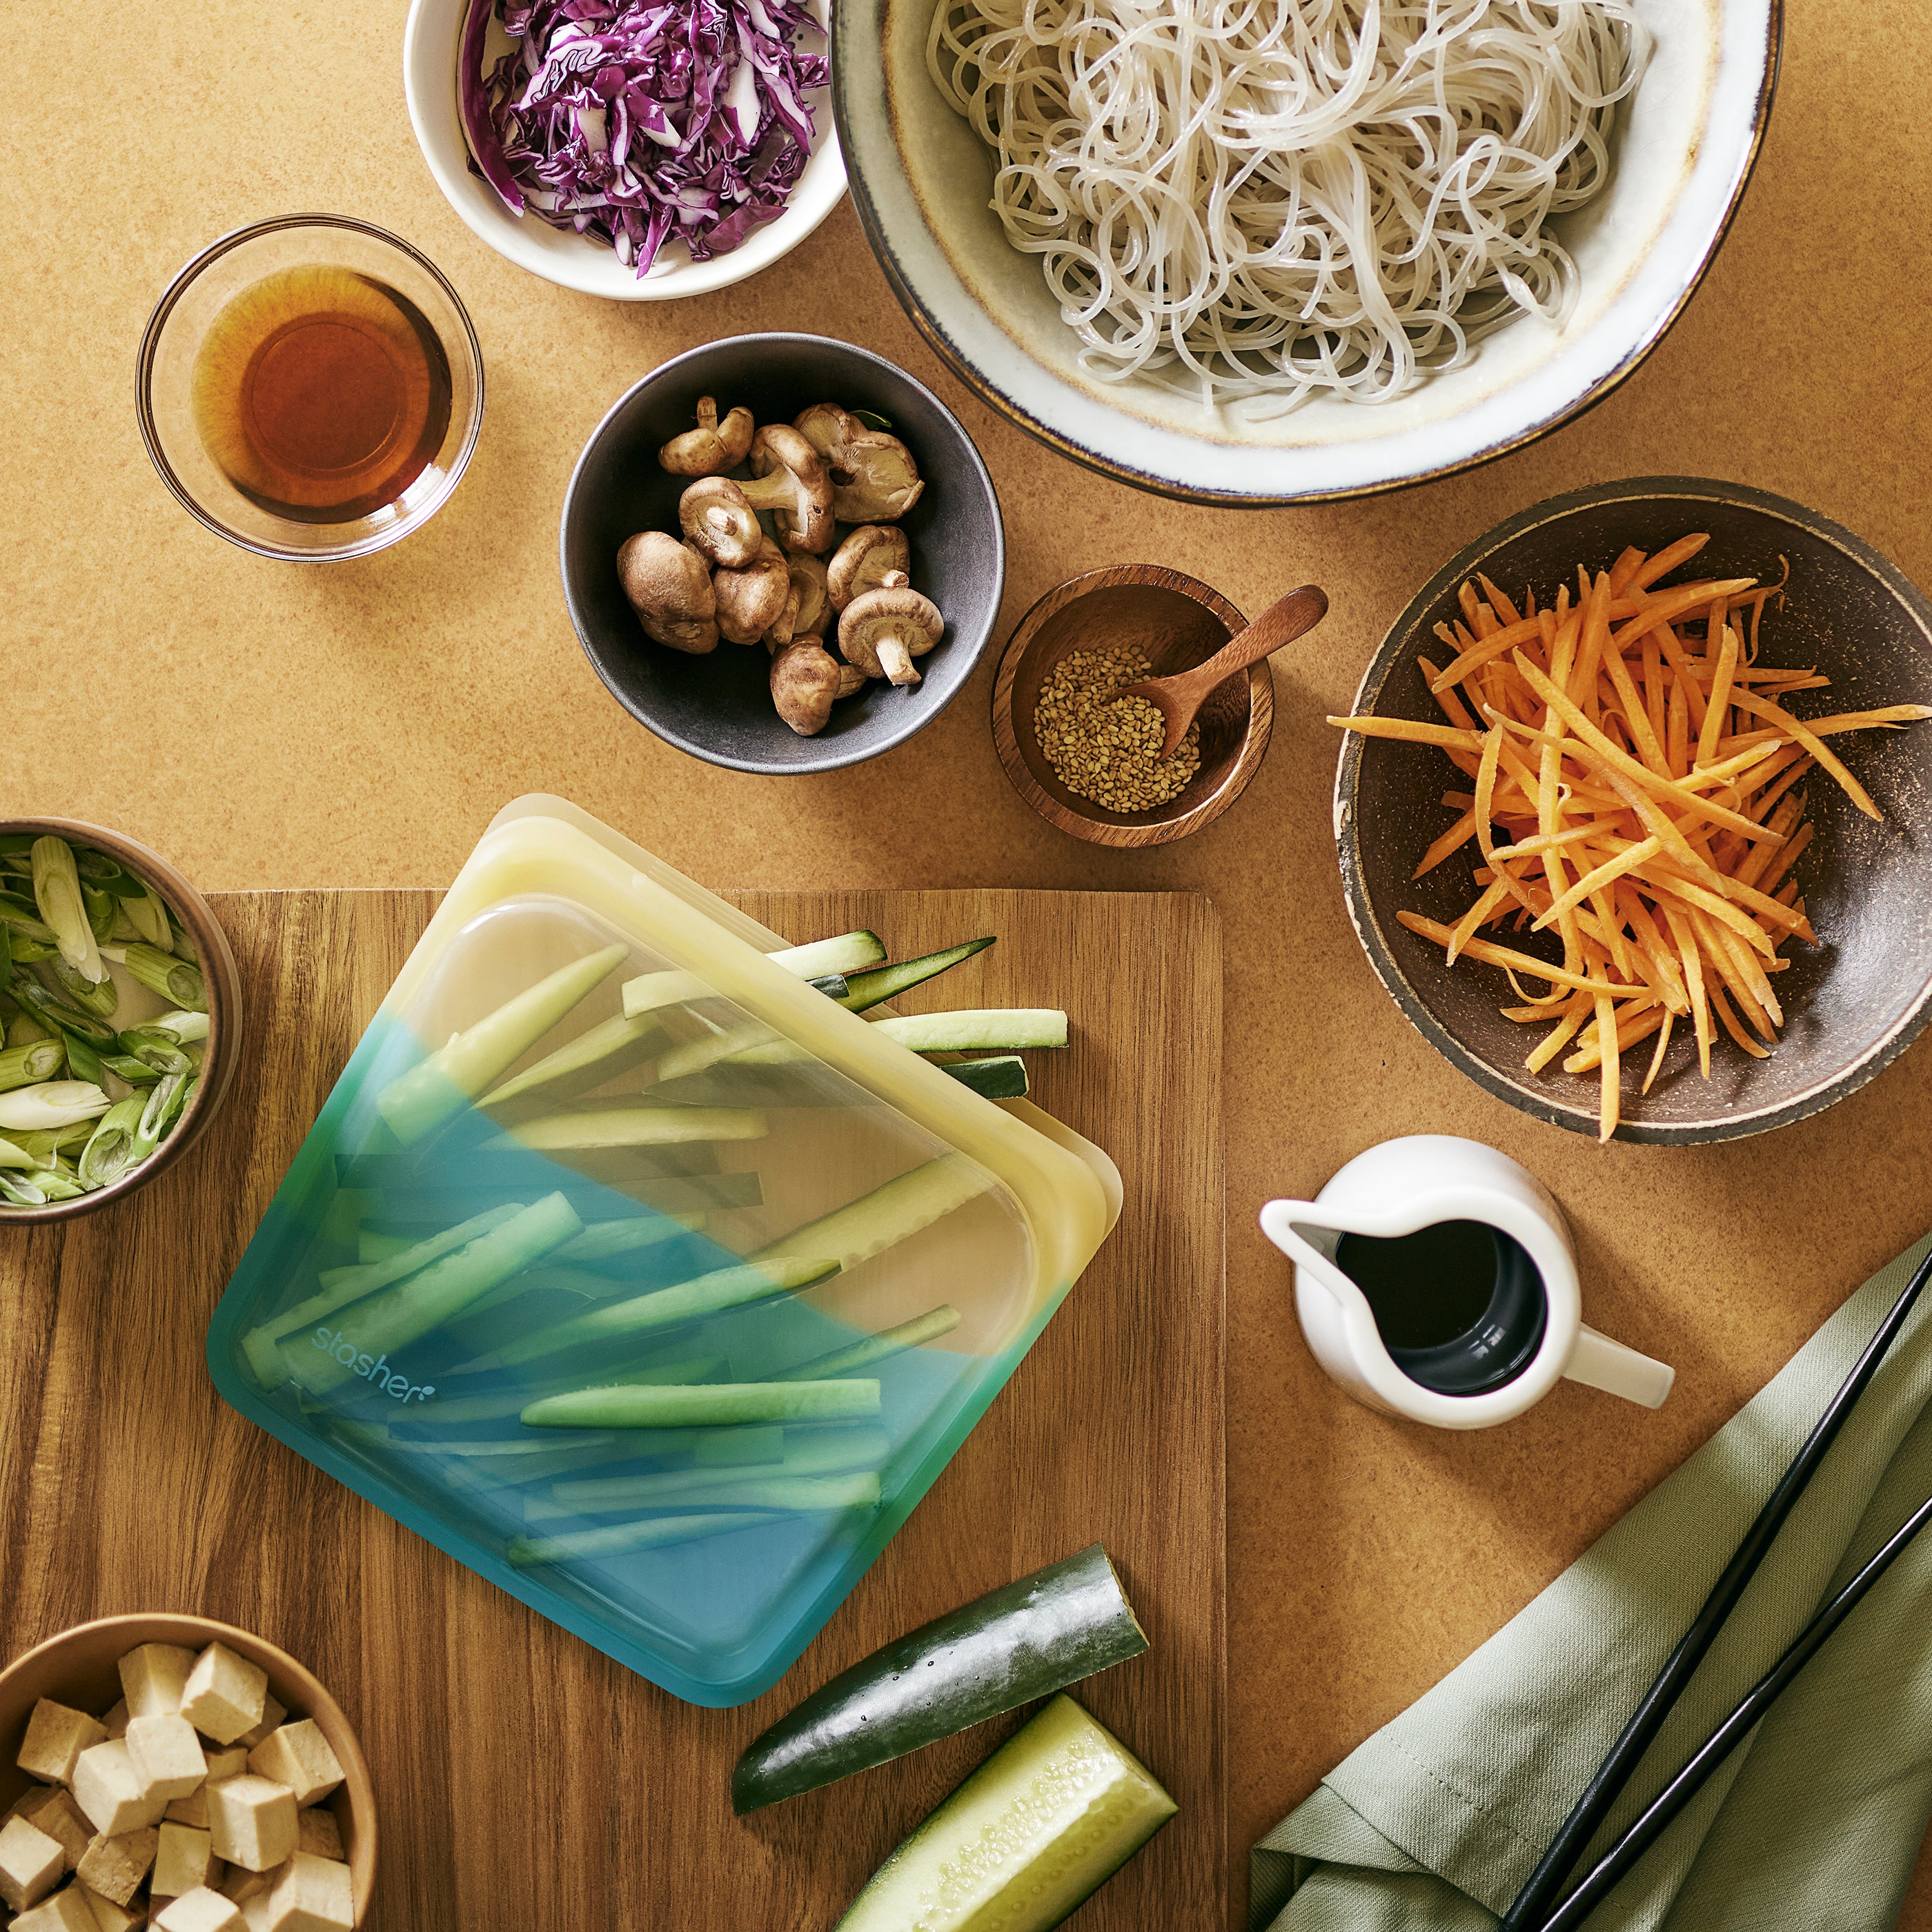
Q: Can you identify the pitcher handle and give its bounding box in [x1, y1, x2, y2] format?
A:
[1564, 1323, 1675, 1409]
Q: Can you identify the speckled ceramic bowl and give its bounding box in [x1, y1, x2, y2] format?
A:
[834, 1, 1780, 504]
[1337, 477, 1932, 1145]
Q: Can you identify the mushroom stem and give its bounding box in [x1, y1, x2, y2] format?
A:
[876, 638, 919, 685]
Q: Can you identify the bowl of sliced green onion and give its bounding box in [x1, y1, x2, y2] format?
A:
[0, 820, 240, 1222]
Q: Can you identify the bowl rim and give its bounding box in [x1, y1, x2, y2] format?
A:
[401, 0, 848, 302]
[0, 818, 241, 1223]
[834, 0, 1784, 506]
[134, 212, 486, 563]
[1334, 474, 1932, 1145]
[0, 1611, 376, 1920]
[558, 331, 1007, 774]
[991, 563, 1274, 846]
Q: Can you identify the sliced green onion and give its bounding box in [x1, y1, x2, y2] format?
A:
[122, 943, 205, 1011]
[126, 882, 173, 949]
[63, 1032, 106, 1087]
[78, 1096, 149, 1190]
[12, 981, 117, 1045]
[0, 1081, 111, 1132]
[0, 1041, 65, 1092]
[0, 1172, 48, 1206]
[43, 956, 118, 1019]
[110, 904, 142, 943]
[9, 1122, 95, 1163]
[0, 893, 55, 942]
[118, 1025, 193, 1075]
[151, 1009, 210, 1044]
[0, 1134, 41, 1170]
[132, 1072, 193, 1159]
[101, 1054, 161, 1086]
[82, 885, 115, 944]
[31, 837, 106, 985]
[72, 847, 124, 885]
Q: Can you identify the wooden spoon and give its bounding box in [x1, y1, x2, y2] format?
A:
[1121, 584, 1330, 760]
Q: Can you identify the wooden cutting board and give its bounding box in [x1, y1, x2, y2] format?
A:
[0, 887, 1225, 1931]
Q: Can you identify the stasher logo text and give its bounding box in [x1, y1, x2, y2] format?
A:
[312, 1327, 437, 1403]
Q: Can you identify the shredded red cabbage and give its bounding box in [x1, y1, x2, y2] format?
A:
[458, 0, 829, 277]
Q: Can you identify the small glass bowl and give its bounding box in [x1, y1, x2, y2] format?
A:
[137, 214, 484, 562]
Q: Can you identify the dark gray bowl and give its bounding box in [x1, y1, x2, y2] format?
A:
[1338, 477, 1932, 1144]
[560, 333, 1005, 773]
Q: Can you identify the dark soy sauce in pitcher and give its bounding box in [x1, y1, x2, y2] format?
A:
[1335, 1219, 1548, 1397]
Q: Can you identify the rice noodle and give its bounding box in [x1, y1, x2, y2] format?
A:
[926, 0, 1650, 413]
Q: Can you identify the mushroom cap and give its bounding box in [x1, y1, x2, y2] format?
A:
[742, 424, 835, 554]
[658, 396, 756, 476]
[713, 535, 793, 646]
[679, 476, 762, 569]
[769, 640, 844, 737]
[837, 570, 945, 684]
[793, 402, 861, 469]
[830, 430, 925, 523]
[827, 524, 911, 611]
[834, 662, 869, 700]
[617, 531, 718, 654]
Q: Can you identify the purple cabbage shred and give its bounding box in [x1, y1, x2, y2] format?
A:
[458, 0, 829, 277]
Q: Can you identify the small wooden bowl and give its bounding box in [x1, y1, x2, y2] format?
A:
[0, 818, 241, 1224]
[0, 1613, 376, 1924]
[992, 565, 1274, 846]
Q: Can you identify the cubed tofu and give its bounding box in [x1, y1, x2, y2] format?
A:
[167, 1788, 210, 1828]
[293, 1812, 341, 1863]
[99, 1702, 130, 1742]
[72, 1744, 162, 1839]
[243, 1729, 341, 1813]
[128, 1717, 209, 1805]
[240, 1895, 276, 1932]
[12, 1884, 102, 1932]
[74, 1827, 158, 1909]
[179, 1650, 268, 1751]
[234, 1702, 285, 1754]
[154, 1822, 218, 1900]
[155, 1886, 246, 1932]
[0, 1815, 67, 1911]
[205, 1750, 249, 1784]
[19, 1702, 110, 1788]
[264, 1853, 353, 1932]
[119, 1646, 197, 1722]
[204, 1780, 295, 1875]
[12, 1787, 91, 1870]
[220, 1862, 273, 1905]
[79, 1883, 148, 1932]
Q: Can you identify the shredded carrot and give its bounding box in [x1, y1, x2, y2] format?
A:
[1334, 536, 1931, 1138]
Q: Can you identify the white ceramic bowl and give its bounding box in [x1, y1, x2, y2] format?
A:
[834, 0, 1779, 504]
[402, 0, 847, 301]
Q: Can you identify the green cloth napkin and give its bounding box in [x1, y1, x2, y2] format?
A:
[1253, 1231, 1932, 1932]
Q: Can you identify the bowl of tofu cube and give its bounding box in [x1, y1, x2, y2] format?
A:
[0, 1616, 373, 1931]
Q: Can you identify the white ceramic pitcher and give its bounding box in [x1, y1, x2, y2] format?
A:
[1259, 1135, 1674, 1430]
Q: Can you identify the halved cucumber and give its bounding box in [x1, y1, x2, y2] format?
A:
[835, 1695, 1176, 1932]
[769, 930, 887, 978]
[870, 1009, 1068, 1052]
[733, 1544, 1147, 1813]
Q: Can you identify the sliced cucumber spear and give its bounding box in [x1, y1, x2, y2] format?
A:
[485, 1106, 767, 1152]
[377, 943, 629, 1145]
[771, 1305, 962, 1382]
[477, 1011, 664, 1110]
[532, 1425, 890, 1519]
[732, 1544, 1150, 1814]
[521, 1377, 880, 1430]
[244, 1203, 527, 1388]
[286, 1192, 582, 1396]
[836, 938, 995, 1013]
[870, 1009, 1068, 1052]
[477, 1255, 838, 1369]
[832, 1696, 1175, 1932]
[938, 1056, 1029, 1099]
[507, 1510, 785, 1569]
[618, 932, 885, 1025]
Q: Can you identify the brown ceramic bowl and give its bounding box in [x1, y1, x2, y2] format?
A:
[0, 1613, 375, 1922]
[992, 564, 1274, 845]
[1, 819, 241, 1223]
[1337, 477, 1932, 1145]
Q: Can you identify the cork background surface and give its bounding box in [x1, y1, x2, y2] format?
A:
[6, 0, 1932, 1921]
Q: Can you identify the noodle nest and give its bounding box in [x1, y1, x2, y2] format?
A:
[926, 0, 1651, 412]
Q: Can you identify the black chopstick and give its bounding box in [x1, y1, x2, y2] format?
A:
[1499, 1245, 1932, 1932]
[1539, 1484, 1932, 1931]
